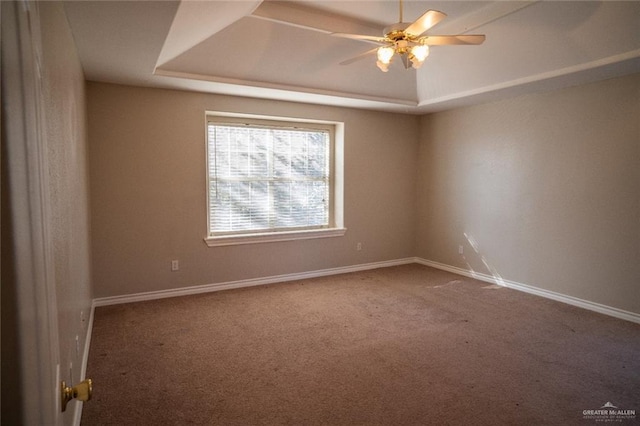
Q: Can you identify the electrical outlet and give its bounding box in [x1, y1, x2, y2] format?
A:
[171, 260, 179, 271]
[458, 245, 464, 255]
[356, 242, 362, 251]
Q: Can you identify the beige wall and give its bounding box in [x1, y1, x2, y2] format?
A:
[87, 83, 419, 298]
[87, 74, 639, 315]
[417, 74, 640, 314]
[40, 2, 94, 422]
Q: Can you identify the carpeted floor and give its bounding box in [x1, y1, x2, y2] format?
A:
[81, 264, 640, 425]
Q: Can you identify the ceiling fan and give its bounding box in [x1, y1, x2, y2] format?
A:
[332, 0, 486, 72]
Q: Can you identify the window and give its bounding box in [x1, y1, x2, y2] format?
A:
[205, 113, 345, 247]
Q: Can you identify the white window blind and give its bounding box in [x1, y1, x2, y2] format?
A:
[207, 120, 331, 236]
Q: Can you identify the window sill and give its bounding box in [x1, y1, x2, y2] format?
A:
[204, 227, 347, 247]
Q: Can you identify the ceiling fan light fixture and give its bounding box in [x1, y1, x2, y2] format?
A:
[377, 46, 394, 64]
[411, 44, 429, 61]
[376, 46, 394, 72]
[410, 44, 429, 69]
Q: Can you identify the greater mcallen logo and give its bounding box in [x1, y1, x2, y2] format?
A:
[583, 402, 636, 422]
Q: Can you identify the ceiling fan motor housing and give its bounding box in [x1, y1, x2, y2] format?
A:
[383, 23, 421, 56]
[384, 23, 412, 41]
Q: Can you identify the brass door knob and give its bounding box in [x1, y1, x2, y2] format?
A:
[61, 378, 93, 412]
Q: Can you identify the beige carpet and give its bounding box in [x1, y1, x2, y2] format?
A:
[81, 264, 639, 425]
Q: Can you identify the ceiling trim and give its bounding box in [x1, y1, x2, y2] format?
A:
[417, 49, 640, 111]
[153, 67, 418, 108]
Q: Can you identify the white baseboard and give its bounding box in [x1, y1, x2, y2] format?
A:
[92, 256, 639, 324]
[93, 258, 416, 307]
[415, 257, 640, 324]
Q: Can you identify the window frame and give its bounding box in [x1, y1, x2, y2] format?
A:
[204, 112, 346, 247]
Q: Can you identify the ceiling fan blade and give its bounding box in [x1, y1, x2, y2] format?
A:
[339, 48, 377, 66]
[419, 35, 486, 46]
[404, 10, 447, 37]
[331, 33, 387, 45]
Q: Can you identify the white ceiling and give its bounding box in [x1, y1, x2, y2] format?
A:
[63, 0, 640, 114]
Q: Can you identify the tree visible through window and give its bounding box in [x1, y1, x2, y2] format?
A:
[207, 118, 333, 236]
